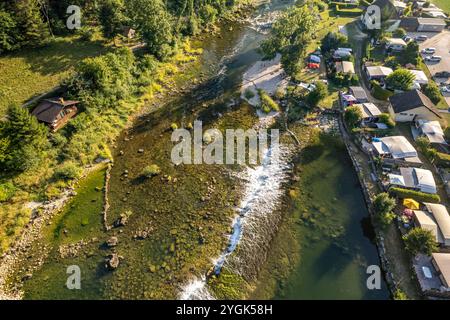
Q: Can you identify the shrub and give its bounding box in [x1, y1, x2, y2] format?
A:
[0, 182, 16, 202]
[393, 289, 408, 300]
[344, 106, 363, 129]
[423, 82, 442, 105]
[258, 89, 280, 113]
[389, 187, 440, 203]
[403, 227, 438, 256]
[306, 81, 328, 107]
[54, 161, 82, 181]
[393, 28, 406, 38]
[436, 152, 450, 168]
[378, 113, 395, 128]
[142, 164, 161, 178]
[244, 89, 255, 100]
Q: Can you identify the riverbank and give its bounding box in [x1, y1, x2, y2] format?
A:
[0, 2, 263, 299]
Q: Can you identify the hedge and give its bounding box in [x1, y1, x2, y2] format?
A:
[436, 152, 450, 168]
[389, 187, 440, 203]
[360, 0, 373, 6]
[334, 6, 364, 17]
[371, 81, 394, 101]
[329, 2, 360, 9]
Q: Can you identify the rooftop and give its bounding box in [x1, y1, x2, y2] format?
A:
[373, 136, 418, 159]
[432, 253, 450, 288]
[366, 65, 393, 77]
[389, 90, 441, 118]
[356, 103, 382, 118]
[424, 203, 450, 242]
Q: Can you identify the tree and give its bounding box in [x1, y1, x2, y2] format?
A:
[0, 9, 19, 53]
[0, 104, 49, 172]
[378, 113, 395, 128]
[306, 81, 328, 107]
[99, 0, 128, 40]
[386, 68, 415, 91]
[415, 136, 430, 154]
[344, 106, 362, 129]
[403, 227, 438, 256]
[262, 4, 318, 76]
[423, 82, 442, 105]
[320, 31, 348, 55]
[126, 0, 175, 60]
[401, 41, 419, 65]
[199, 4, 218, 25]
[14, 0, 50, 48]
[372, 192, 396, 227]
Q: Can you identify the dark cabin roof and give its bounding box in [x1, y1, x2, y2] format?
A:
[389, 90, 441, 118]
[31, 98, 78, 124]
[400, 17, 419, 31]
[349, 86, 368, 101]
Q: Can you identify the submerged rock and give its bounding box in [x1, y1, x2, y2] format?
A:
[106, 236, 118, 247]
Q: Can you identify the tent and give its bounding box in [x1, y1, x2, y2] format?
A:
[309, 55, 321, 63]
[403, 198, 420, 210]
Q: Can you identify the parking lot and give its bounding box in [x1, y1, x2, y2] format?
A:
[411, 30, 450, 107]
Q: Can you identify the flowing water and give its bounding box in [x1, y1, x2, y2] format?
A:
[16, 0, 389, 300]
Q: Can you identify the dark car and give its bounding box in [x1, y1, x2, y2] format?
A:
[434, 71, 450, 79]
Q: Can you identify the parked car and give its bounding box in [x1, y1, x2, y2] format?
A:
[441, 85, 450, 93]
[434, 71, 450, 78]
[425, 55, 442, 62]
[415, 35, 428, 41]
[421, 47, 436, 54]
[403, 36, 412, 43]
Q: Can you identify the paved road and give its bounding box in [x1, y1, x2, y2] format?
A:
[347, 22, 390, 110]
[413, 30, 450, 107]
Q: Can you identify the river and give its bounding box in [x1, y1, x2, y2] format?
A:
[15, 0, 388, 300]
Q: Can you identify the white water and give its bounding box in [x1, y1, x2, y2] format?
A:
[180, 134, 291, 299]
[179, 0, 293, 301]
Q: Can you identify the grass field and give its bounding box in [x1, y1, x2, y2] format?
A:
[431, 0, 450, 12]
[0, 36, 106, 116]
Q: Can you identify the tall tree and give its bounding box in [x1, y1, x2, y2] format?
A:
[262, 3, 319, 76]
[126, 0, 175, 60]
[0, 104, 49, 172]
[99, 0, 128, 40]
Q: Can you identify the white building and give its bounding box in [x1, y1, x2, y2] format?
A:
[372, 136, 418, 160]
[386, 38, 407, 51]
[389, 167, 437, 194]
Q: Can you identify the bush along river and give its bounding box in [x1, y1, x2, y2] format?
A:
[4, 0, 388, 300]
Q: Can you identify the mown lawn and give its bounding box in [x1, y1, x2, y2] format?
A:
[0, 36, 106, 116]
[431, 0, 450, 12]
[295, 9, 355, 107]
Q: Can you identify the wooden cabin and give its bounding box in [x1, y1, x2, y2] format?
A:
[31, 98, 79, 132]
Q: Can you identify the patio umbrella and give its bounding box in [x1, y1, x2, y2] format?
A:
[403, 198, 420, 210]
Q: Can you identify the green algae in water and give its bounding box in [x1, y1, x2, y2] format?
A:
[23, 167, 108, 299]
[253, 130, 389, 300]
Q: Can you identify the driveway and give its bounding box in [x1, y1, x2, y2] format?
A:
[412, 30, 450, 107]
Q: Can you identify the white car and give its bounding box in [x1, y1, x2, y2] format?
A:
[425, 55, 442, 62]
[421, 47, 436, 54]
[441, 86, 450, 93]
